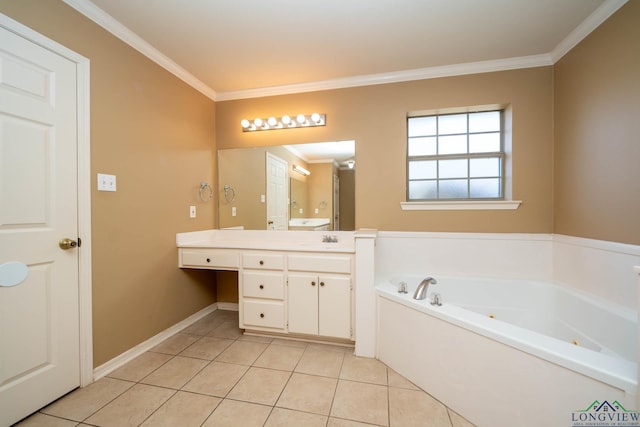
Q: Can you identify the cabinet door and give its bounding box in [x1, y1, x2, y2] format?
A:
[288, 273, 318, 335]
[319, 275, 351, 339]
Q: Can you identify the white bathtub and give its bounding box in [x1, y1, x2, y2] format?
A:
[376, 275, 638, 426]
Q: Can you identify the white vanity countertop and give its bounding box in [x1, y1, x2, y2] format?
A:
[176, 229, 356, 253]
[288, 218, 331, 227]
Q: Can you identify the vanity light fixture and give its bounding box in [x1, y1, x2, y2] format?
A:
[347, 160, 355, 169]
[240, 113, 326, 132]
[292, 164, 311, 176]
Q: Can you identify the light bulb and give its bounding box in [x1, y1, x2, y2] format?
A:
[267, 117, 277, 126]
[253, 118, 263, 127]
[311, 113, 321, 124]
[296, 114, 306, 124]
[281, 115, 292, 125]
[241, 119, 250, 129]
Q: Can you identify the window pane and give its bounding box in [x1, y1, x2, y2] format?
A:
[408, 136, 437, 156]
[439, 159, 467, 179]
[438, 114, 467, 135]
[470, 178, 501, 198]
[408, 116, 436, 137]
[409, 180, 437, 199]
[469, 133, 500, 153]
[438, 135, 467, 155]
[408, 160, 437, 180]
[470, 157, 500, 178]
[439, 179, 468, 199]
[469, 111, 500, 133]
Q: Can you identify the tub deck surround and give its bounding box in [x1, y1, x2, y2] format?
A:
[376, 277, 637, 394]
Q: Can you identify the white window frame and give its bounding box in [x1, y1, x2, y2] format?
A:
[401, 105, 521, 211]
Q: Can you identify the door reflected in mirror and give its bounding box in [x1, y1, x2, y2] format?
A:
[218, 141, 355, 231]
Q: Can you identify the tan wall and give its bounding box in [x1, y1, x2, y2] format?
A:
[0, 1, 218, 366]
[216, 67, 554, 233]
[553, 2, 640, 245]
[308, 163, 334, 227]
[339, 169, 356, 230]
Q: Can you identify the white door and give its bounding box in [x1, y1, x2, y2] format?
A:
[0, 26, 81, 426]
[266, 153, 288, 230]
[333, 173, 339, 231]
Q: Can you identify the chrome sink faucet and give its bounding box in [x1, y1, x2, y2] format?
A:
[413, 276, 437, 300]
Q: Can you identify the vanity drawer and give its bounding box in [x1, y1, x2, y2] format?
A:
[243, 300, 285, 329]
[242, 252, 285, 270]
[180, 249, 239, 269]
[243, 272, 285, 300]
[287, 254, 352, 274]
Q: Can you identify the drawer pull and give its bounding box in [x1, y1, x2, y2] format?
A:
[311, 281, 316, 286]
[259, 260, 264, 266]
[259, 284, 264, 289]
[206, 258, 211, 263]
[260, 313, 265, 318]
[320, 282, 325, 287]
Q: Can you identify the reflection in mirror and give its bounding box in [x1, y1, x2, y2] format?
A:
[218, 141, 355, 231]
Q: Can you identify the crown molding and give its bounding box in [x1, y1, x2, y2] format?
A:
[62, 0, 217, 101]
[215, 54, 554, 101]
[550, 0, 628, 63]
[64, 0, 626, 102]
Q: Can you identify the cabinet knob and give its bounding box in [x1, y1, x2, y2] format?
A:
[259, 284, 264, 289]
[206, 258, 211, 263]
[259, 260, 264, 266]
[311, 281, 316, 286]
[320, 282, 325, 287]
[260, 313, 265, 318]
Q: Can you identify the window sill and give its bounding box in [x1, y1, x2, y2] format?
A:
[400, 200, 522, 211]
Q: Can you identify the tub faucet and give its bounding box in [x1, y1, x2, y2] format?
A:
[413, 276, 437, 300]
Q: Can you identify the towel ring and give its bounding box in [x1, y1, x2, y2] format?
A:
[224, 185, 236, 203]
[199, 182, 213, 202]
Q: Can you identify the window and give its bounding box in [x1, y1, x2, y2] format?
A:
[407, 110, 504, 201]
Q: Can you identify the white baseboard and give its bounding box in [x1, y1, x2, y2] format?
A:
[217, 302, 239, 311]
[93, 303, 218, 381]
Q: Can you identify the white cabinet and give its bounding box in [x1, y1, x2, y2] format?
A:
[179, 249, 239, 270]
[287, 254, 353, 340]
[240, 252, 286, 332]
[288, 273, 351, 339]
[178, 245, 354, 342]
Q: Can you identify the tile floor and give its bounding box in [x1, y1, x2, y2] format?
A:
[16, 310, 475, 427]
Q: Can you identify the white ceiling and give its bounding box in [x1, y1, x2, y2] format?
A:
[64, 0, 625, 101]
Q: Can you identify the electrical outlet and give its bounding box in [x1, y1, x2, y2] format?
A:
[97, 173, 116, 192]
[189, 205, 196, 218]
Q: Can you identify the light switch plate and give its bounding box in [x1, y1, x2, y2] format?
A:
[189, 205, 196, 218]
[97, 173, 116, 192]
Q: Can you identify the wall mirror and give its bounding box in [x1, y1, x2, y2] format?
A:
[218, 140, 355, 231]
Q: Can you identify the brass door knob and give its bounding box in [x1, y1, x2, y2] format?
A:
[58, 238, 78, 250]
